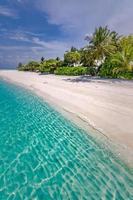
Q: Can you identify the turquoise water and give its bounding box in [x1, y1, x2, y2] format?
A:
[0, 79, 133, 200]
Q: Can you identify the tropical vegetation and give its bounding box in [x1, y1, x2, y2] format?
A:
[55, 66, 88, 76]
[17, 26, 133, 79]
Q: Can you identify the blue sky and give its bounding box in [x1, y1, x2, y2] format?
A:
[0, 0, 133, 68]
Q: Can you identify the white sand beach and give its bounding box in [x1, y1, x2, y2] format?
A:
[0, 70, 133, 164]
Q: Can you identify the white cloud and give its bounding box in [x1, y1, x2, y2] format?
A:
[1, 0, 133, 68]
[32, 37, 69, 51]
[7, 31, 70, 53]
[0, 45, 42, 68]
[36, 0, 114, 37]
[36, 0, 133, 37]
[107, 0, 133, 35]
[0, 36, 70, 68]
[0, 5, 17, 18]
[9, 33, 31, 42]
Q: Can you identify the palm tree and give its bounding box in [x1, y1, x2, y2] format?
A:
[56, 57, 60, 61]
[111, 36, 133, 73]
[41, 57, 45, 63]
[70, 46, 77, 52]
[86, 26, 119, 62]
[80, 47, 96, 67]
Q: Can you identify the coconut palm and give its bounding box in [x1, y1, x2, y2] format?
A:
[86, 26, 119, 61]
[111, 36, 133, 73]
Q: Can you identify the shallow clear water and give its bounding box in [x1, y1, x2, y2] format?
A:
[0, 79, 133, 200]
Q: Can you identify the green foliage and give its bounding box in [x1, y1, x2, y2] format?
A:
[96, 30, 133, 79]
[56, 57, 60, 61]
[39, 59, 59, 73]
[86, 26, 119, 62]
[117, 71, 133, 79]
[17, 26, 133, 79]
[41, 57, 45, 63]
[17, 62, 24, 71]
[18, 61, 40, 71]
[99, 57, 133, 79]
[110, 35, 133, 73]
[28, 61, 40, 71]
[80, 48, 96, 67]
[99, 58, 117, 78]
[55, 66, 88, 76]
[17, 65, 27, 71]
[70, 46, 78, 52]
[87, 67, 97, 76]
[64, 51, 81, 66]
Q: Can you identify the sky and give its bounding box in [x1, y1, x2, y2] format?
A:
[0, 0, 133, 69]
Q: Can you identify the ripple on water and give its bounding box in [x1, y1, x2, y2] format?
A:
[0, 79, 133, 200]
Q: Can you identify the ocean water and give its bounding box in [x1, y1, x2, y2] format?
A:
[0, 79, 133, 200]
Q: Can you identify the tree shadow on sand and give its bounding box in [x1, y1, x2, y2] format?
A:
[62, 76, 133, 84]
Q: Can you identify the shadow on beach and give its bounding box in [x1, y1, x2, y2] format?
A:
[62, 75, 133, 84]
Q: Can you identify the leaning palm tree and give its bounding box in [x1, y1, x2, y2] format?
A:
[111, 35, 133, 73]
[86, 26, 120, 62]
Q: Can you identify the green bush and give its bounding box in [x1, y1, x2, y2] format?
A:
[117, 71, 133, 79]
[39, 64, 51, 73]
[54, 66, 88, 76]
[87, 67, 97, 76]
[64, 51, 81, 66]
[17, 61, 40, 72]
[99, 58, 133, 79]
[99, 58, 117, 78]
[39, 59, 59, 73]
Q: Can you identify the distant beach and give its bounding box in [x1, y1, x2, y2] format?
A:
[0, 70, 133, 165]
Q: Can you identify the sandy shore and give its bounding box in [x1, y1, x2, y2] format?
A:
[0, 70, 133, 165]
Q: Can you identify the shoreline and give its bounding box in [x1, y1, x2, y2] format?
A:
[0, 70, 133, 167]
